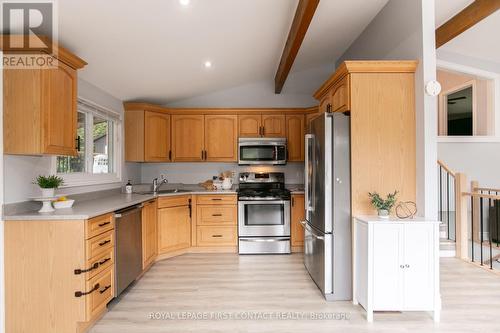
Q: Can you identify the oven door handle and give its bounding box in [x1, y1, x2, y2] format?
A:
[239, 200, 290, 205]
[239, 238, 289, 243]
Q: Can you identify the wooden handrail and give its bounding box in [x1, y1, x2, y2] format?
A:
[474, 187, 500, 193]
[437, 160, 455, 177]
[463, 192, 500, 200]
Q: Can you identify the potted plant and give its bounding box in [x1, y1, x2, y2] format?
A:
[33, 175, 64, 198]
[368, 191, 398, 218]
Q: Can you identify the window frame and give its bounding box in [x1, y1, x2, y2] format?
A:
[437, 60, 500, 143]
[439, 80, 477, 136]
[51, 98, 122, 188]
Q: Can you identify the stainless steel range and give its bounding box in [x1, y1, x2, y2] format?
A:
[237, 172, 291, 254]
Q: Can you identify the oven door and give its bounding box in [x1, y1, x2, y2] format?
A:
[238, 200, 290, 237]
[238, 142, 287, 165]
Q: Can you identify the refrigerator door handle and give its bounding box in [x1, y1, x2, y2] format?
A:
[304, 134, 315, 221]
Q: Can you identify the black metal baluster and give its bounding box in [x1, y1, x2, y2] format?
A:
[471, 197, 474, 262]
[480, 197, 484, 265]
[447, 173, 450, 240]
[496, 194, 499, 248]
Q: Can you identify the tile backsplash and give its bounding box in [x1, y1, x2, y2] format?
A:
[140, 162, 304, 185]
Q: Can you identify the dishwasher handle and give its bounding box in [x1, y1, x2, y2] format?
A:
[115, 205, 142, 218]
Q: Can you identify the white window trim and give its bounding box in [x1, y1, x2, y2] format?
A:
[437, 59, 500, 143]
[51, 97, 123, 188]
[439, 80, 477, 136]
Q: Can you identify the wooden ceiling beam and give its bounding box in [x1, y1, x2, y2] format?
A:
[274, 0, 320, 94]
[436, 0, 500, 48]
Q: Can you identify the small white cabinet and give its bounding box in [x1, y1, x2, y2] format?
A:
[353, 216, 441, 322]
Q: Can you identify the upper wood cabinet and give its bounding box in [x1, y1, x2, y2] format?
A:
[238, 114, 286, 138]
[125, 110, 171, 162]
[204, 115, 238, 162]
[172, 115, 205, 162]
[331, 75, 350, 113]
[142, 199, 157, 269]
[4, 52, 86, 156]
[238, 114, 261, 137]
[286, 115, 305, 161]
[262, 115, 286, 137]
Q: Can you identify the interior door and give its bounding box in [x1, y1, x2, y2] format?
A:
[403, 224, 434, 310]
[42, 61, 77, 155]
[145, 111, 170, 162]
[372, 224, 404, 310]
[205, 115, 238, 162]
[172, 115, 204, 161]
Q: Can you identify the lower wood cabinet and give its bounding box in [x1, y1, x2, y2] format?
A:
[197, 226, 237, 246]
[157, 196, 192, 254]
[290, 194, 305, 249]
[5, 213, 115, 333]
[142, 199, 157, 269]
[354, 217, 440, 322]
[195, 194, 237, 248]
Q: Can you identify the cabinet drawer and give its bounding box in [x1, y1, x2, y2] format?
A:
[197, 206, 236, 225]
[86, 230, 114, 260]
[86, 213, 114, 239]
[86, 247, 114, 280]
[196, 195, 237, 205]
[197, 226, 237, 246]
[85, 267, 114, 322]
[157, 195, 191, 208]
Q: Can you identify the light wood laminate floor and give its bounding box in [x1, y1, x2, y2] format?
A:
[90, 254, 500, 333]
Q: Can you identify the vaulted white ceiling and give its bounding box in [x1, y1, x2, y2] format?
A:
[58, 0, 389, 104]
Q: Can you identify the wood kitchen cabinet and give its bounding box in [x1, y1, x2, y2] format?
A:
[286, 115, 305, 161]
[5, 213, 115, 333]
[204, 115, 238, 162]
[291, 194, 305, 249]
[3, 48, 87, 156]
[238, 114, 286, 138]
[172, 115, 205, 161]
[157, 196, 192, 254]
[125, 110, 171, 162]
[142, 199, 157, 269]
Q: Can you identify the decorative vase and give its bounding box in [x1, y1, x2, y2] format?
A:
[41, 188, 55, 198]
[378, 209, 390, 219]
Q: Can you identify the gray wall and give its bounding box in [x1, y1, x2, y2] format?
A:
[338, 0, 438, 219]
[3, 79, 141, 204]
[141, 162, 304, 185]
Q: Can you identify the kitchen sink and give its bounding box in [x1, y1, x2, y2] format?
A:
[135, 189, 191, 195]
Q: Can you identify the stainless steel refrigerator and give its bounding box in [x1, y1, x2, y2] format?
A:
[303, 112, 351, 301]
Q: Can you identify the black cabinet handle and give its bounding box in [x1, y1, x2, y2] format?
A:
[212, 213, 222, 217]
[75, 136, 81, 151]
[261, 126, 265, 136]
[201, 150, 204, 160]
[74, 262, 99, 275]
[169, 150, 172, 161]
[98, 240, 111, 246]
[99, 285, 111, 294]
[98, 221, 110, 227]
[211, 198, 222, 201]
[99, 257, 111, 266]
[188, 198, 192, 219]
[212, 234, 223, 238]
[75, 283, 100, 297]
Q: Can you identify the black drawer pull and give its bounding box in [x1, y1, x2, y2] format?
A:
[74, 262, 99, 275]
[99, 257, 111, 265]
[211, 213, 223, 217]
[212, 234, 223, 238]
[98, 221, 111, 227]
[98, 240, 111, 246]
[211, 198, 222, 201]
[75, 283, 100, 297]
[99, 285, 111, 294]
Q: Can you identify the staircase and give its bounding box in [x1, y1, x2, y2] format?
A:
[438, 160, 457, 258]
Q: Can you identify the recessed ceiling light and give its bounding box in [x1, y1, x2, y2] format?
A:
[204, 61, 212, 68]
[179, 0, 190, 6]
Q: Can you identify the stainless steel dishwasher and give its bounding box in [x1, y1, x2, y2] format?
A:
[114, 204, 142, 296]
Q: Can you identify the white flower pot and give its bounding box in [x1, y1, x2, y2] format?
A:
[41, 188, 55, 198]
[378, 209, 390, 219]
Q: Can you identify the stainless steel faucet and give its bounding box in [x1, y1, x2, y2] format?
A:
[152, 175, 168, 193]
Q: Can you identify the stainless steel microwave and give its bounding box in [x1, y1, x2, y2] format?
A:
[238, 138, 287, 165]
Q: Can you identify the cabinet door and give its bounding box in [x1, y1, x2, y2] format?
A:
[238, 115, 261, 137]
[331, 75, 350, 113]
[262, 115, 286, 137]
[41, 61, 77, 156]
[205, 115, 238, 162]
[172, 115, 204, 161]
[145, 111, 171, 162]
[291, 194, 305, 247]
[286, 115, 305, 161]
[141, 200, 157, 269]
[157, 206, 191, 254]
[402, 224, 434, 310]
[372, 224, 404, 310]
